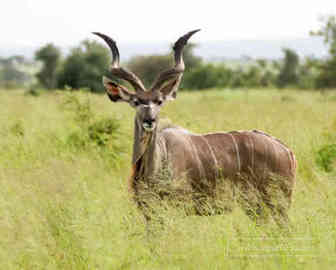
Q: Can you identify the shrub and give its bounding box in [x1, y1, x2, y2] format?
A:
[316, 144, 336, 172]
[183, 64, 233, 90]
[10, 120, 24, 137]
[280, 95, 296, 103]
[61, 92, 122, 162]
[66, 117, 122, 163]
[25, 87, 46, 97]
[88, 118, 120, 147]
[66, 131, 88, 149]
[62, 91, 94, 126]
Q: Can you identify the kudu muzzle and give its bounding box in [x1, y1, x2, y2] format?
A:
[139, 105, 157, 132]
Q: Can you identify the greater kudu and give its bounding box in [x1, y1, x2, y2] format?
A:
[93, 30, 297, 224]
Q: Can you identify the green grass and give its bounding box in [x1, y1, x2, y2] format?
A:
[0, 88, 336, 269]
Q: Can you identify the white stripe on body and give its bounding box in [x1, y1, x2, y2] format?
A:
[183, 135, 206, 179]
[228, 133, 241, 172]
[248, 134, 255, 171]
[199, 136, 219, 178]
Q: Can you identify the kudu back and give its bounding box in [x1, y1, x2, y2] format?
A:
[93, 30, 297, 223]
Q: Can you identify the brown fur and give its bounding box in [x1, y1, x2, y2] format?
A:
[131, 126, 297, 224]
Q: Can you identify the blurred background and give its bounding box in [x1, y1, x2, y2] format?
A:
[1, 0, 336, 92]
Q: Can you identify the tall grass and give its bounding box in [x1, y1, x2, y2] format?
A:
[0, 88, 335, 269]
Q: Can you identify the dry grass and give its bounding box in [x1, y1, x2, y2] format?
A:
[0, 88, 335, 269]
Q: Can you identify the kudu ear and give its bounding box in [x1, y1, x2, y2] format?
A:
[159, 78, 180, 101]
[103, 76, 134, 103]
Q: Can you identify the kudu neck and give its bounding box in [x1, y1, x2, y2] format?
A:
[132, 117, 159, 166]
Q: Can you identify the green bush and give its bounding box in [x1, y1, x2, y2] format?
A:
[66, 117, 122, 162]
[183, 64, 233, 90]
[316, 144, 336, 172]
[280, 95, 296, 103]
[24, 87, 46, 97]
[66, 131, 88, 149]
[9, 120, 24, 137]
[62, 92, 122, 161]
[88, 118, 120, 147]
[182, 62, 278, 90]
[62, 91, 94, 126]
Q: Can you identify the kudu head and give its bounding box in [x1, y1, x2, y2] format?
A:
[93, 30, 200, 133]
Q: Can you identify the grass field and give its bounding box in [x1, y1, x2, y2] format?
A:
[0, 88, 336, 269]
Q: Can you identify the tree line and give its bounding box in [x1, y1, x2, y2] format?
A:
[1, 15, 336, 92]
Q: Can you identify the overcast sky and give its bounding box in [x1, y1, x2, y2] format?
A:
[1, 0, 335, 47]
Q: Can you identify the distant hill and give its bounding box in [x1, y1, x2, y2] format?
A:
[195, 37, 327, 61]
[0, 37, 327, 61]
